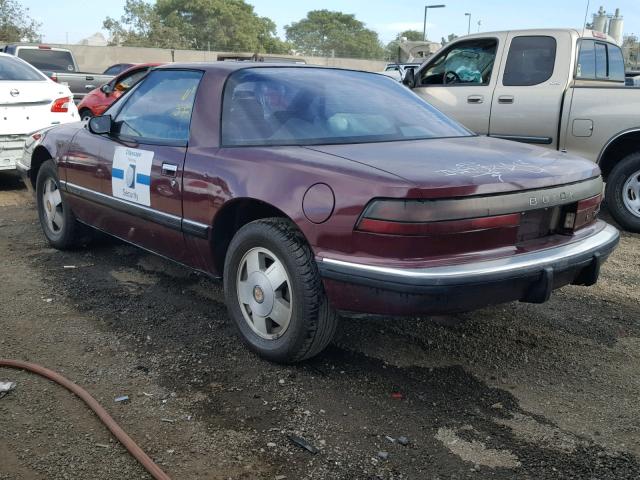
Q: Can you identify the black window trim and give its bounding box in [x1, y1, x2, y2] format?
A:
[574, 38, 625, 83]
[501, 35, 557, 87]
[101, 67, 204, 147]
[415, 36, 501, 88]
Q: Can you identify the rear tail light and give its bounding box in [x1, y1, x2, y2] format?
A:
[48, 72, 58, 82]
[562, 194, 602, 232]
[31, 133, 42, 141]
[356, 199, 521, 236]
[51, 97, 72, 113]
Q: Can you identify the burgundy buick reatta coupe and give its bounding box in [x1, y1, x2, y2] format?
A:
[20, 63, 619, 362]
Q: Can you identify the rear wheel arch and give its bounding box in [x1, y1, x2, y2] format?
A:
[598, 129, 640, 179]
[211, 198, 303, 275]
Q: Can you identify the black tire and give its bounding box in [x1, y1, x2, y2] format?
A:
[605, 152, 640, 233]
[36, 160, 88, 249]
[223, 218, 338, 363]
[79, 108, 93, 121]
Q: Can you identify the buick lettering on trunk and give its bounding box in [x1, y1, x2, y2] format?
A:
[20, 64, 619, 363]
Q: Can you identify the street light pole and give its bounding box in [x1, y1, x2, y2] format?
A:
[465, 13, 471, 35]
[423, 4, 446, 42]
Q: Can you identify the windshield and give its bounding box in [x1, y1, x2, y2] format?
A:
[16, 49, 77, 72]
[0, 55, 45, 81]
[221, 68, 471, 147]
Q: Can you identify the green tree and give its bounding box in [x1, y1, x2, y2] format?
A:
[103, 0, 290, 53]
[0, 0, 41, 42]
[385, 29, 424, 60]
[285, 10, 384, 59]
[441, 33, 459, 46]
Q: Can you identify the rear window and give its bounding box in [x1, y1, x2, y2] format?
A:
[221, 68, 471, 147]
[16, 48, 76, 72]
[503, 36, 556, 86]
[576, 40, 625, 82]
[0, 55, 45, 81]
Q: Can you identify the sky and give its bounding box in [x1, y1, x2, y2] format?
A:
[22, 0, 640, 45]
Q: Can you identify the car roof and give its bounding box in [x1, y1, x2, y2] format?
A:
[154, 62, 378, 77]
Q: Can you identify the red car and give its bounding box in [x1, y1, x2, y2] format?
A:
[21, 64, 619, 362]
[77, 63, 163, 120]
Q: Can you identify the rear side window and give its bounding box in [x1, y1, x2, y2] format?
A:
[577, 40, 625, 82]
[112, 69, 202, 143]
[16, 49, 76, 72]
[0, 55, 45, 81]
[503, 36, 556, 86]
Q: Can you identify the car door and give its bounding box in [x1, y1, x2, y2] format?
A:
[412, 35, 506, 134]
[489, 32, 571, 148]
[91, 69, 203, 262]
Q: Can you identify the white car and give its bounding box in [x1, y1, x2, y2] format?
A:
[0, 52, 78, 172]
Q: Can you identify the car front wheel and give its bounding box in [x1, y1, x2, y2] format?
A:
[36, 160, 87, 249]
[223, 218, 338, 363]
[605, 152, 640, 233]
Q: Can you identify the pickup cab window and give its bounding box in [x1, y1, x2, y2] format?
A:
[503, 36, 556, 86]
[419, 39, 497, 86]
[577, 40, 625, 82]
[16, 48, 76, 72]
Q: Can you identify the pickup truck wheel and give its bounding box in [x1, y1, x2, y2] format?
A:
[223, 218, 338, 363]
[36, 160, 88, 249]
[605, 152, 640, 233]
[79, 109, 93, 122]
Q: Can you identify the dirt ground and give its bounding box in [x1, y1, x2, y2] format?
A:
[1, 174, 639, 480]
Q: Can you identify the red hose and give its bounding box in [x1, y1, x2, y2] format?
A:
[0, 359, 171, 480]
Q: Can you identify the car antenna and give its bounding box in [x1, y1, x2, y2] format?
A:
[581, 0, 590, 38]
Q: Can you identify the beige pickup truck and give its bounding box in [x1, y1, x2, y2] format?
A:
[403, 29, 640, 232]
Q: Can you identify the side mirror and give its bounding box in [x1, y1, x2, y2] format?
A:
[88, 115, 112, 135]
[100, 84, 113, 95]
[402, 68, 416, 88]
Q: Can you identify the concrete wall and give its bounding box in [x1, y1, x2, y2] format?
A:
[49, 44, 387, 73]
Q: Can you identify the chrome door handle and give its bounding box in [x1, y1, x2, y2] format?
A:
[162, 163, 178, 176]
[498, 95, 514, 104]
[467, 95, 484, 104]
[85, 84, 95, 90]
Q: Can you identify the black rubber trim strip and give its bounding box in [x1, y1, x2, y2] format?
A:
[62, 181, 209, 239]
[489, 134, 553, 145]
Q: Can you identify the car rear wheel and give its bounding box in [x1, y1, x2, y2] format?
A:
[36, 160, 88, 249]
[605, 152, 640, 233]
[79, 108, 93, 122]
[223, 218, 338, 363]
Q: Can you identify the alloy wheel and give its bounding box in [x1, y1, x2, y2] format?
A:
[236, 246, 293, 340]
[42, 178, 64, 234]
[622, 169, 640, 219]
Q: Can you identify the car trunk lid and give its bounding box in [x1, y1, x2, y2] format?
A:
[306, 135, 600, 198]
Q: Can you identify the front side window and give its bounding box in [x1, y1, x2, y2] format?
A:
[112, 69, 202, 143]
[419, 39, 498, 86]
[503, 36, 556, 86]
[16, 49, 76, 72]
[221, 68, 471, 147]
[0, 56, 45, 81]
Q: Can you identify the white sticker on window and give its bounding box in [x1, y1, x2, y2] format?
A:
[112, 146, 153, 206]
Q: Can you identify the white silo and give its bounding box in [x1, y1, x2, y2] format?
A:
[608, 8, 624, 45]
[592, 6, 608, 33]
